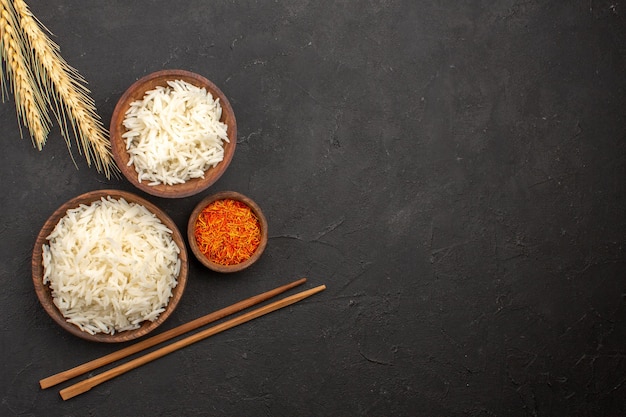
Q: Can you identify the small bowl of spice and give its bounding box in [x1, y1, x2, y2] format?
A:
[110, 69, 237, 198]
[188, 191, 268, 273]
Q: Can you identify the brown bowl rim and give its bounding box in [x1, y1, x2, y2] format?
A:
[110, 69, 237, 199]
[32, 189, 189, 343]
[187, 191, 268, 273]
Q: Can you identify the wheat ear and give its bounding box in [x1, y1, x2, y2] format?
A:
[13, 0, 116, 178]
[0, 0, 49, 149]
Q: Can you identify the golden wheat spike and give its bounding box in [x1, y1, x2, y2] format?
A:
[13, 0, 117, 178]
[0, 0, 49, 149]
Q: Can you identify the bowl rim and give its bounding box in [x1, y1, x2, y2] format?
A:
[110, 69, 237, 199]
[32, 189, 189, 343]
[187, 191, 268, 273]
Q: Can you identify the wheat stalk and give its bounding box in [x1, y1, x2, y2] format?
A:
[0, 0, 49, 149]
[13, 0, 117, 178]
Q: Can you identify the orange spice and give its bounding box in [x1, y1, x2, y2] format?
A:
[194, 198, 261, 266]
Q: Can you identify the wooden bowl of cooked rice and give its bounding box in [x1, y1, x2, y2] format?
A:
[32, 189, 188, 343]
[110, 69, 237, 198]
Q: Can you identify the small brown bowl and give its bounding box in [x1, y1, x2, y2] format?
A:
[187, 191, 268, 273]
[110, 69, 237, 198]
[32, 189, 189, 343]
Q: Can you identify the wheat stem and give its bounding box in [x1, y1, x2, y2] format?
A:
[0, 0, 49, 149]
[13, 0, 117, 178]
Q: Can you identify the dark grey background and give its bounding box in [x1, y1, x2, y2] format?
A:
[1, 1, 625, 416]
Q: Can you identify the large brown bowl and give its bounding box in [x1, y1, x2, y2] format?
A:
[32, 189, 189, 343]
[187, 191, 268, 273]
[110, 69, 237, 198]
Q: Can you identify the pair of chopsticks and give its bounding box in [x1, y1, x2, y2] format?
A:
[39, 278, 325, 400]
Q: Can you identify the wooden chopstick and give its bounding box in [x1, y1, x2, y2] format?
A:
[59, 284, 326, 400]
[40, 277, 307, 389]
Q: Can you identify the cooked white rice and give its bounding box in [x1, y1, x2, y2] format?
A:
[122, 79, 229, 186]
[42, 196, 181, 335]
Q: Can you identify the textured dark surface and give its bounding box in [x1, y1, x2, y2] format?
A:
[1, 1, 625, 416]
